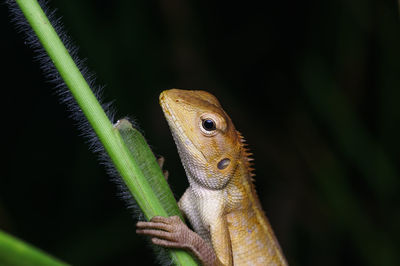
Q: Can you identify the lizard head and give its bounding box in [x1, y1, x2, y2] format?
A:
[160, 89, 242, 190]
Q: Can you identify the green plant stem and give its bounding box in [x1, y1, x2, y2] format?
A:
[13, 0, 197, 265]
[116, 119, 183, 218]
[0, 229, 68, 266]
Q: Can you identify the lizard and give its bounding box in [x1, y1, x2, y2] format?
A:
[136, 89, 288, 266]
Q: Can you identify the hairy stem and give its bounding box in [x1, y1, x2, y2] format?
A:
[10, 0, 197, 265]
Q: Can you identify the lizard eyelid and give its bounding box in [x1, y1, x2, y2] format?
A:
[199, 113, 226, 136]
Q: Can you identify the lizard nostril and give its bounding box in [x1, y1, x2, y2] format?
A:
[217, 158, 230, 170]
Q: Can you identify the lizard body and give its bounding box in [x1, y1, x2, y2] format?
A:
[137, 89, 288, 265]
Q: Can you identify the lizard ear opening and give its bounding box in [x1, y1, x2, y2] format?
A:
[217, 158, 231, 170]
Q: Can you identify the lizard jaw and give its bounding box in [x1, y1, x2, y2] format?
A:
[159, 91, 207, 165]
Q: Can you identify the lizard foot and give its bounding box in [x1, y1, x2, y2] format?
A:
[136, 216, 218, 266]
[136, 216, 193, 249]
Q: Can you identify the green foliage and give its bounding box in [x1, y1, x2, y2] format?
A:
[0, 230, 68, 266]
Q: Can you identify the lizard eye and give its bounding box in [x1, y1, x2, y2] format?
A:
[199, 114, 224, 136]
[202, 119, 216, 131]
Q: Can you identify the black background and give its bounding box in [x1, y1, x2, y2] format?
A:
[1, 0, 399, 265]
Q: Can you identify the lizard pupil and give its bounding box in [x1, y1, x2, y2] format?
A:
[202, 119, 216, 131]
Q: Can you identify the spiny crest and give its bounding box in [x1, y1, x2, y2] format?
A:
[237, 131, 256, 180]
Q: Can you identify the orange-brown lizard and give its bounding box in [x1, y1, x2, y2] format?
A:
[137, 89, 288, 266]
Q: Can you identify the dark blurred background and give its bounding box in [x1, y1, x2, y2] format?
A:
[1, 0, 399, 265]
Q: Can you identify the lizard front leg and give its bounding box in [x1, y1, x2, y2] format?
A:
[136, 216, 219, 266]
[200, 207, 233, 266]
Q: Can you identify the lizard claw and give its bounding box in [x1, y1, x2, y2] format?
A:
[157, 156, 165, 169]
[156, 156, 169, 180]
